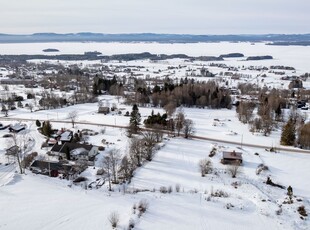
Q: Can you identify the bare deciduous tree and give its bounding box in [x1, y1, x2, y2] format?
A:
[298, 122, 310, 149]
[227, 162, 241, 178]
[152, 124, 164, 143]
[28, 103, 34, 113]
[1, 104, 8, 117]
[183, 119, 194, 138]
[102, 149, 121, 190]
[236, 101, 256, 124]
[129, 137, 144, 167]
[118, 155, 134, 183]
[7, 131, 31, 174]
[68, 110, 78, 128]
[175, 109, 185, 136]
[108, 211, 120, 228]
[141, 131, 157, 161]
[109, 149, 121, 184]
[102, 154, 112, 191]
[164, 101, 177, 117]
[199, 158, 213, 177]
[97, 100, 104, 108]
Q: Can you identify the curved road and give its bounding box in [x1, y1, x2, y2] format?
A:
[1, 116, 310, 154]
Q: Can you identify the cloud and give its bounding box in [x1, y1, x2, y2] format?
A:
[1, 0, 309, 34]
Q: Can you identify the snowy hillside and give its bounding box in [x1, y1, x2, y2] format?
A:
[0, 97, 309, 229]
[1, 136, 310, 229]
[0, 42, 310, 230]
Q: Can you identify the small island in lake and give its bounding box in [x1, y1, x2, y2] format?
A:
[246, 55, 273, 61]
[219, 53, 244, 58]
[43, 48, 60, 52]
[84, 51, 102, 56]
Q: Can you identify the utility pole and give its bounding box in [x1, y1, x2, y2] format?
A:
[49, 159, 51, 177]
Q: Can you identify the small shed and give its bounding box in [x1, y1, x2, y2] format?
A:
[9, 124, 26, 133]
[221, 150, 243, 165]
[98, 107, 110, 115]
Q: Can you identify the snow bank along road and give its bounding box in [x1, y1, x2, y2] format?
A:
[1, 117, 309, 154]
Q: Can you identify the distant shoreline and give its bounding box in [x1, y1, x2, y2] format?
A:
[0, 33, 309, 45]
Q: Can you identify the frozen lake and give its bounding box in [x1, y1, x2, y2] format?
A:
[0, 42, 310, 72]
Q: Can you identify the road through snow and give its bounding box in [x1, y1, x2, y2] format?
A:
[1, 117, 309, 154]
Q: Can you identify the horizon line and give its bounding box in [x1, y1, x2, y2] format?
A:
[1, 32, 310, 36]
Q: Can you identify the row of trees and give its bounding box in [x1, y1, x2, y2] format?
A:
[236, 97, 309, 149]
[102, 129, 163, 190]
[92, 76, 124, 96]
[39, 89, 96, 110]
[128, 104, 194, 138]
[127, 79, 232, 109]
[236, 88, 291, 136]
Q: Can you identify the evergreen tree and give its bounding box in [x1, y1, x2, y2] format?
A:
[280, 119, 296, 146]
[36, 120, 41, 127]
[42, 120, 53, 137]
[128, 104, 141, 135]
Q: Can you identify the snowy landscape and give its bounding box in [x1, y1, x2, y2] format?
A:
[0, 41, 310, 230]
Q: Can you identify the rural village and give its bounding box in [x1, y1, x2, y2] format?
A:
[0, 43, 310, 229]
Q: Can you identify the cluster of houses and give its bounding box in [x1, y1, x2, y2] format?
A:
[0, 122, 27, 132]
[32, 128, 100, 178]
[3, 123, 101, 178]
[3, 120, 243, 179]
[49, 142, 98, 162]
[29, 140, 99, 178]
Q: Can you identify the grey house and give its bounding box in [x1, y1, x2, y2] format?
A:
[50, 142, 99, 161]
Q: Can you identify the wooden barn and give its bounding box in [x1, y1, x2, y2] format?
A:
[221, 150, 243, 165]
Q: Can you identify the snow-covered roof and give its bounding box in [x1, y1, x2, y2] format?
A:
[10, 123, 26, 131]
[60, 131, 73, 141]
[47, 138, 57, 144]
[51, 142, 93, 154]
[222, 151, 242, 160]
[70, 148, 88, 156]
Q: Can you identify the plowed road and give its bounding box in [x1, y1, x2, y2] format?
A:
[1, 117, 309, 154]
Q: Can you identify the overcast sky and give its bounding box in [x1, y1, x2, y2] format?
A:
[1, 0, 309, 34]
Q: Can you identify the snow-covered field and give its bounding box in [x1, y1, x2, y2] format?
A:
[0, 42, 310, 229]
[1, 136, 310, 229]
[0, 95, 309, 229]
